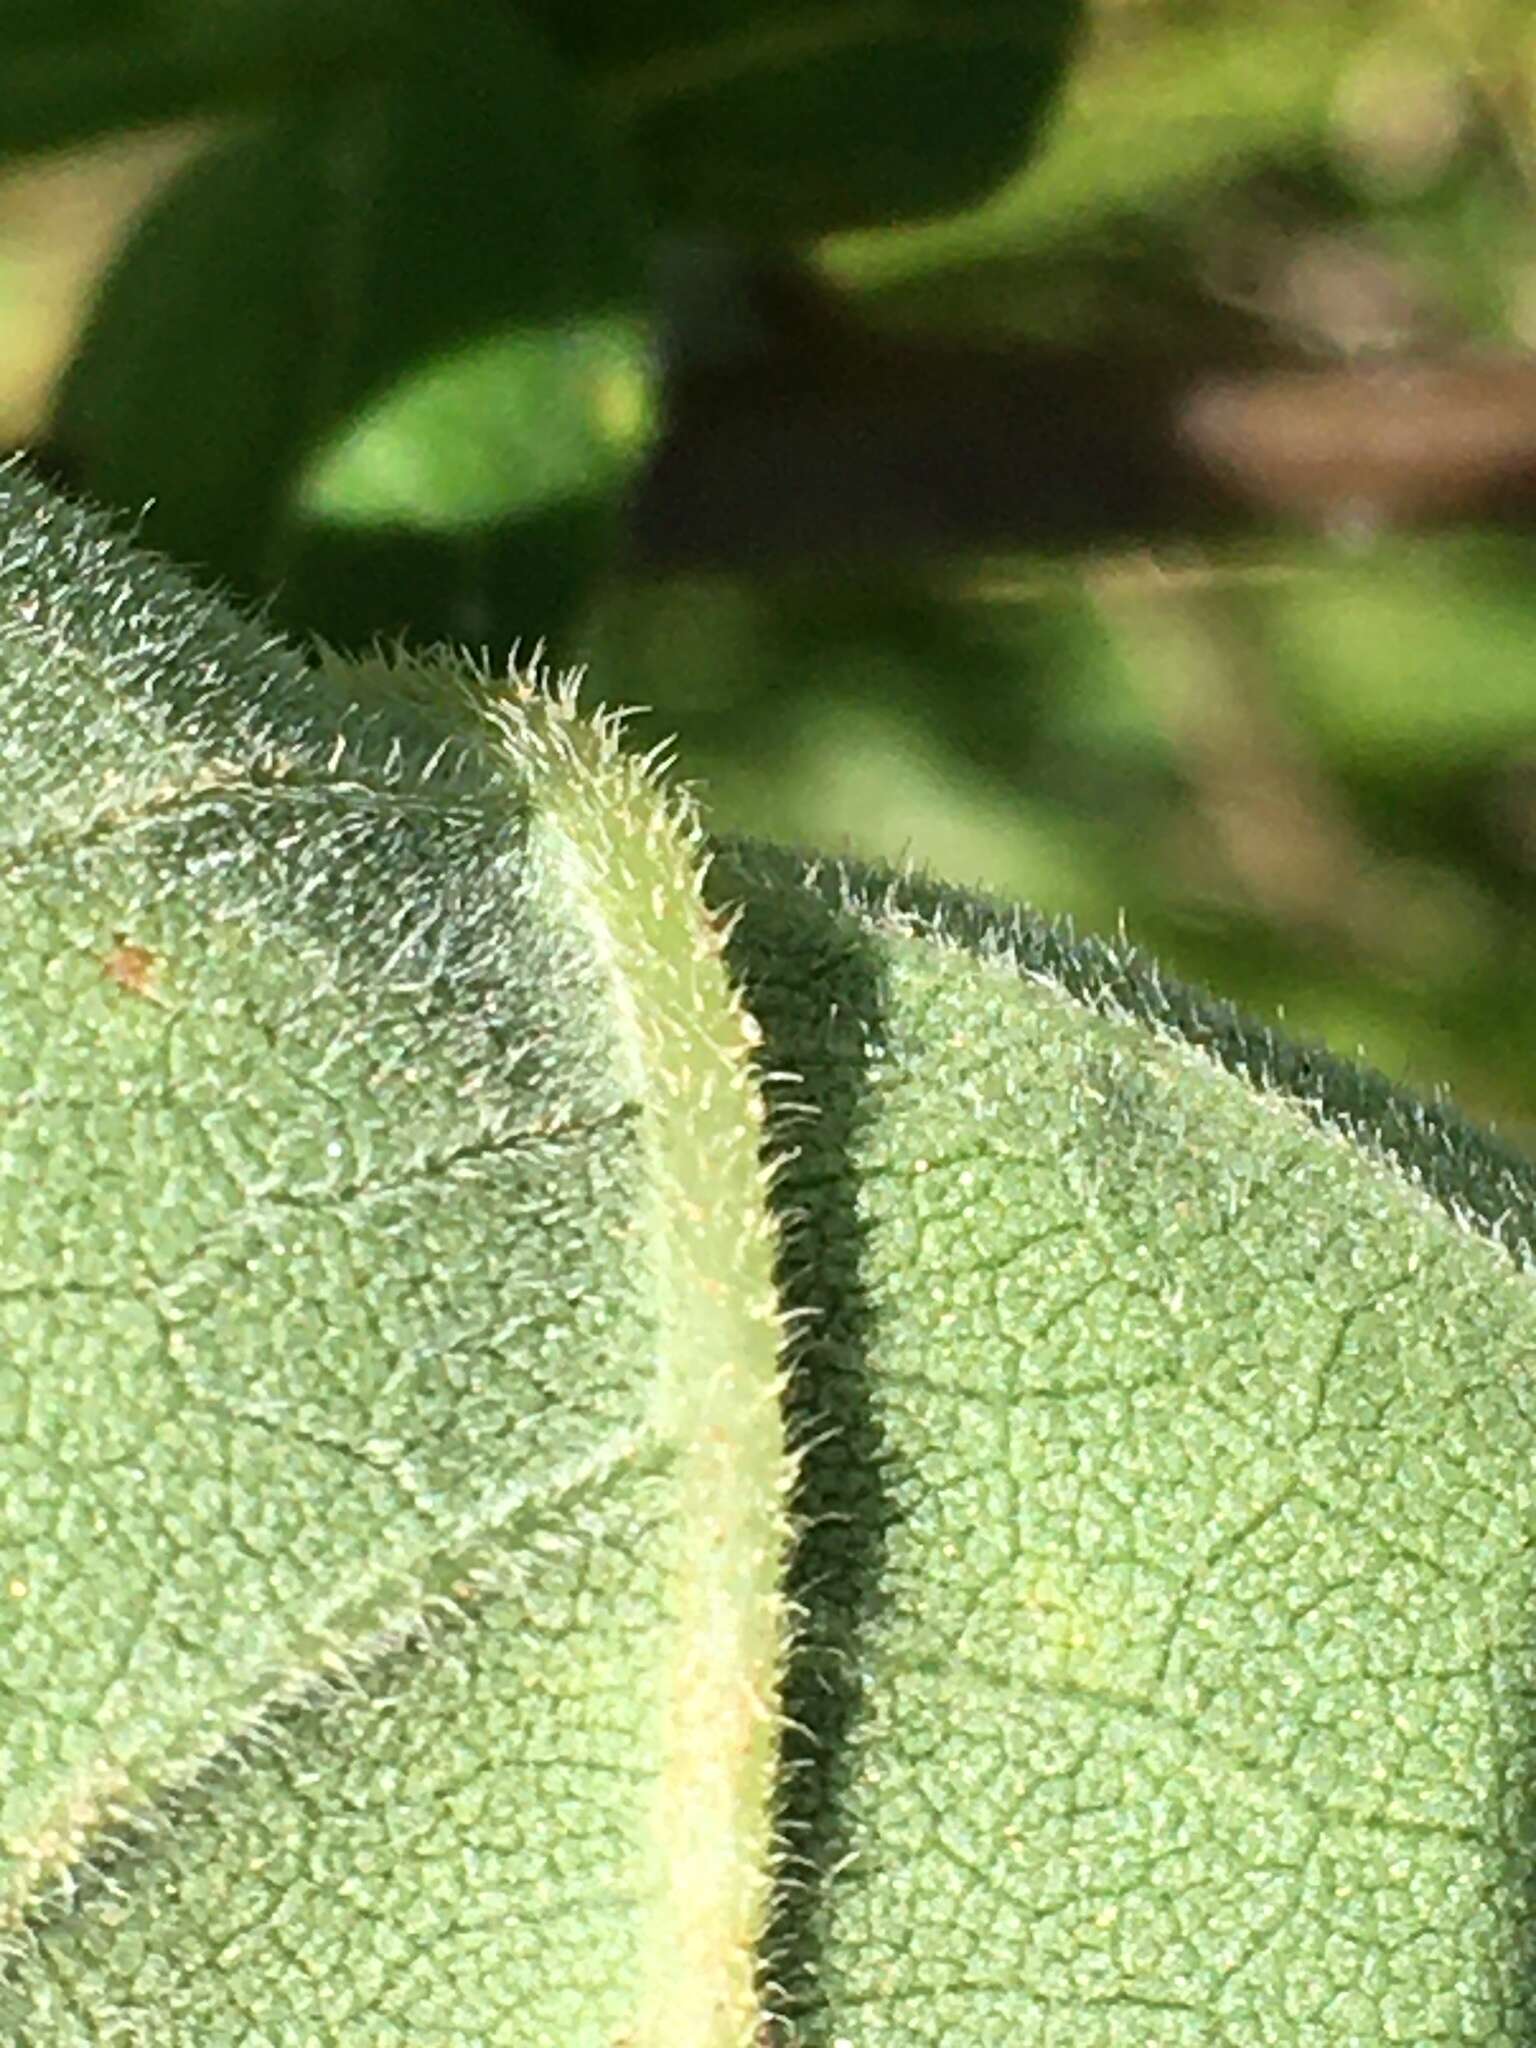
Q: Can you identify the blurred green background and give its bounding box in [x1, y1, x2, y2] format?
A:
[6, 0, 1536, 1143]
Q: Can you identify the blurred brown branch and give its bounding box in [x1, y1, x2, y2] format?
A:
[631, 328, 1536, 570]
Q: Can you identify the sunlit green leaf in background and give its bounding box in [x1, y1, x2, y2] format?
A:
[50, 5, 656, 654]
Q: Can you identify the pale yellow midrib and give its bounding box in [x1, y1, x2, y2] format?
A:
[513, 689, 791, 2048]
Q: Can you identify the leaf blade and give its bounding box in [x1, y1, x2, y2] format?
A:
[716, 843, 1536, 2042]
[0, 470, 788, 2047]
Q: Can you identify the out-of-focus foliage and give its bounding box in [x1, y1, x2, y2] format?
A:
[0, 0, 1080, 646]
[2, 0, 1536, 1140]
[603, 0, 1536, 1142]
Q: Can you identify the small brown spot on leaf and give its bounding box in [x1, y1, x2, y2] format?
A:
[101, 935, 162, 1003]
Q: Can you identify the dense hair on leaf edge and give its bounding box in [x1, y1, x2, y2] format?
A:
[712, 835, 1536, 1271]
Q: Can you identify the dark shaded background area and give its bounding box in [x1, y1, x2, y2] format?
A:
[6, 0, 1536, 1140]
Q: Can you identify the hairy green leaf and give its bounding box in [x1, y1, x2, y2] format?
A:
[0, 466, 786, 2045]
[6, 468, 1536, 2043]
[717, 844, 1536, 2042]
